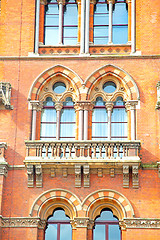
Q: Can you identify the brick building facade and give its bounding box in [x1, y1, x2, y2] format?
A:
[0, 0, 160, 239]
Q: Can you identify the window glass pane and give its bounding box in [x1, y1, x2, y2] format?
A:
[103, 81, 116, 93]
[109, 225, 121, 240]
[96, 210, 118, 221]
[45, 224, 57, 240]
[61, 109, 75, 122]
[53, 82, 66, 94]
[112, 108, 127, 122]
[64, 27, 78, 37]
[63, 38, 78, 45]
[60, 224, 72, 240]
[41, 109, 56, 122]
[60, 123, 75, 138]
[92, 123, 108, 139]
[64, 5, 78, 25]
[45, 15, 59, 26]
[94, 26, 109, 37]
[94, 14, 109, 25]
[45, 27, 59, 45]
[41, 123, 56, 138]
[93, 225, 105, 240]
[113, 25, 128, 44]
[113, 3, 128, 24]
[94, 3, 108, 14]
[92, 108, 107, 122]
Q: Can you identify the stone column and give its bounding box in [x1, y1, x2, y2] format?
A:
[57, 0, 65, 44]
[74, 102, 84, 140]
[83, 102, 93, 140]
[80, 0, 85, 54]
[131, 0, 136, 53]
[55, 102, 63, 140]
[105, 102, 114, 140]
[126, 0, 131, 43]
[107, 0, 115, 44]
[30, 101, 43, 140]
[125, 100, 138, 140]
[35, 0, 41, 54]
[0, 143, 8, 215]
[85, 0, 90, 54]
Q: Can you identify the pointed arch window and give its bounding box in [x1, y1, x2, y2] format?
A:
[93, 208, 121, 240]
[40, 97, 56, 140]
[45, 208, 72, 240]
[111, 97, 127, 140]
[60, 97, 76, 140]
[92, 97, 108, 140]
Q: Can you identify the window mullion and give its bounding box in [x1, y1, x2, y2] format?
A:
[85, 0, 90, 54]
[58, 0, 64, 44]
[107, 0, 114, 44]
[55, 102, 63, 140]
[106, 224, 109, 240]
[106, 102, 114, 140]
[57, 223, 60, 240]
[80, 0, 85, 53]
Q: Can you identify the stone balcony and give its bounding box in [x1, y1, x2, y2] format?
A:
[24, 140, 141, 188]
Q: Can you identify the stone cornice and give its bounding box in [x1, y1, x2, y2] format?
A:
[0, 216, 46, 229]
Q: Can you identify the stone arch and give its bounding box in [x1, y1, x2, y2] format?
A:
[82, 189, 134, 221]
[28, 65, 83, 101]
[84, 64, 140, 102]
[30, 189, 82, 220]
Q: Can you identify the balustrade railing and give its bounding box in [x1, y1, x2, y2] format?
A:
[25, 140, 141, 161]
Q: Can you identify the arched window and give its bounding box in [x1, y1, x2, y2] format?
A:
[111, 97, 127, 140]
[44, 0, 78, 45]
[45, 208, 72, 240]
[93, 208, 121, 240]
[92, 97, 108, 140]
[93, 0, 109, 45]
[60, 97, 76, 140]
[40, 97, 56, 140]
[93, 0, 128, 45]
[113, 0, 128, 44]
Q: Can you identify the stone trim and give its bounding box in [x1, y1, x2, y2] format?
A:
[0, 216, 46, 229]
[70, 218, 94, 229]
[121, 218, 160, 229]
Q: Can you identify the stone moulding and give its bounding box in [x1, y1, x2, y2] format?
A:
[122, 218, 160, 229]
[0, 216, 46, 229]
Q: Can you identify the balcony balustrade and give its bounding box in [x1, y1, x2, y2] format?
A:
[25, 140, 141, 163]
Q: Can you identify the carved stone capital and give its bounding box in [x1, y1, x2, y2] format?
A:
[74, 101, 94, 111]
[55, 101, 63, 111]
[57, 0, 66, 5]
[40, 0, 48, 5]
[107, 0, 115, 4]
[105, 101, 114, 111]
[125, 100, 138, 111]
[30, 100, 43, 111]
[70, 218, 94, 229]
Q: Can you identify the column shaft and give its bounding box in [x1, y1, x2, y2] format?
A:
[108, 109, 112, 140]
[84, 110, 88, 140]
[85, 0, 90, 53]
[32, 109, 37, 140]
[35, 0, 41, 53]
[79, 110, 84, 140]
[56, 110, 61, 140]
[59, 3, 63, 44]
[80, 0, 85, 54]
[108, 1, 113, 44]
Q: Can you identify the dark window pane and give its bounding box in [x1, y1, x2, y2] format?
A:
[45, 27, 59, 45]
[60, 224, 72, 240]
[113, 25, 128, 44]
[93, 225, 105, 240]
[45, 224, 57, 240]
[109, 225, 121, 240]
[53, 82, 66, 93]
[103, 81, 116, 93]
[46, 4, 59, 14]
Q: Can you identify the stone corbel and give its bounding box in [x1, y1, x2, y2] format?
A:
[123, 165, 129, 188]
[30, 100, 43, 112]
[0, 143, 8, 177]
[27, 165, 34, 187]
[156, 81, 160, 109]
[132, 165, 139, 188]
[83, 165, 90, 187]
[75, 164, 81, 187]
[35, 165, 42, 188]
[157, 162, 160, 178]
[97, 168, 103, 177]
[62, 168, 68, 178]
[0, 82, 13, 109]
